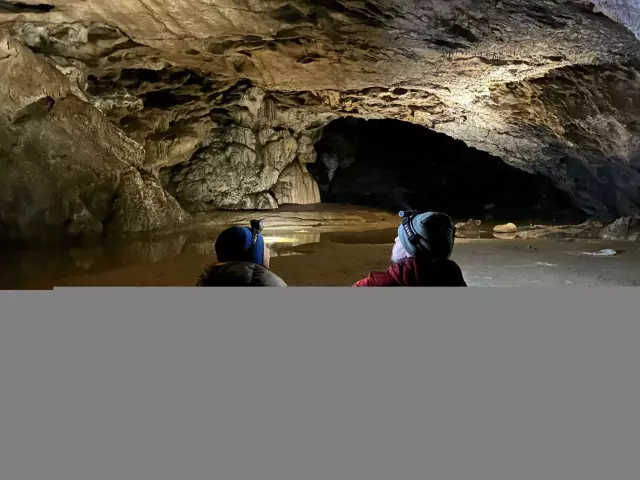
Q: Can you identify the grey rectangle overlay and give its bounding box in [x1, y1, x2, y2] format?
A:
[1, 288, 638, 480]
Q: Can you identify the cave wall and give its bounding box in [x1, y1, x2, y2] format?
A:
[0, 38, 188, 245]
[437, 63, 640, 217]
[2, 1, 640, 241]
[89, 72, 324, 211]
[162, 87, 322, 212]
[591, 0, 640, 39]
[0, 41, 326, 243]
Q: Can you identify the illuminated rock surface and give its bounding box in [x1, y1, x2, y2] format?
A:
[2, 1, 640, 242]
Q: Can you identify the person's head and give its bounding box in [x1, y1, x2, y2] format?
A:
[214, 220, 271, 268]
[396, 211, 456, 261]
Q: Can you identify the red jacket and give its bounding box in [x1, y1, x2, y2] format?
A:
[354, 257, 467, 287]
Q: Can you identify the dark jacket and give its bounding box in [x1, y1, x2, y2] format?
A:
[354, 257, 467, 287]
[197, 261, 287, 287]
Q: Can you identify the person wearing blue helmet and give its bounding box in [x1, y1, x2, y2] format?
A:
[197, 220, 287, 287]
[354, 211, 467, 287]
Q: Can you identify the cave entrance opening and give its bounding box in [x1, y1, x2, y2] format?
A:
[308, 118, 586, 224]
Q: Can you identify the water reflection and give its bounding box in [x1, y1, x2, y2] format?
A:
[69, 246, 105, 270]
[0, 223, 516, 289]
[0, 229, 331, 289]
[263, 233, 322, 246]
[115, 236, 189, 265]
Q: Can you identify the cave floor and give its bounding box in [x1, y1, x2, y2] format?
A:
[2, 226, 640, 289]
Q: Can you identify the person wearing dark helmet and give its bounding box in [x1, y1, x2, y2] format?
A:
[353, 211, 467, 287]
[197, 220, 287, 287]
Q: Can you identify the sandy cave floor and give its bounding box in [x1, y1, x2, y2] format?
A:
[52, 240, 640, 288]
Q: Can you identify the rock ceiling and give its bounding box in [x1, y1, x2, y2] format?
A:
[1, 1, 640, 242]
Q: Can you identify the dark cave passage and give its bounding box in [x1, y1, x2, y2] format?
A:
[308, 118, 586, 223]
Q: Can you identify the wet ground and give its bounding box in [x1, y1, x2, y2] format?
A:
[2, 220, 640, 288]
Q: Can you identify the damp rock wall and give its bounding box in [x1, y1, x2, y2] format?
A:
[2, 1, 640, 241]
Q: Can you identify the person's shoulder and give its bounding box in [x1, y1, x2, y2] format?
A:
[419, 257, 461, 269]
[250, 263, 288, 287]
[354, 269, 396, 287]
[442, 258, 463, 270]
[437, 259, 467, 286]
[196, 263, 223, 286]
[197, 261, 286, 286]
[414, 257, 467, 286]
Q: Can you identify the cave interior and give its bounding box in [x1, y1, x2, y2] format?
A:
[309, 118, 586, 223]
[2, 0, 640, 247]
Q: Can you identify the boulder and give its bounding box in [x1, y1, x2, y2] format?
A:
[600, 216, 640, 242]
[106, 169, 190, 234]
[493, 223, 518, 234]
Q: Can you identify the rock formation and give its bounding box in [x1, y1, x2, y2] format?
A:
[2, 1, 640, 243]
[599, 214, 640, 240]
[0, 38, 188, 245]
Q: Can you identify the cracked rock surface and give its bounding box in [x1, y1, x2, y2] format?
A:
[0, 38, 188, 244]
[2, 1, 640, 242]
